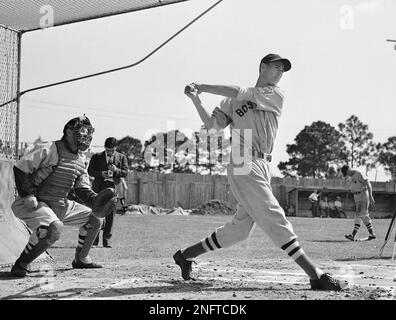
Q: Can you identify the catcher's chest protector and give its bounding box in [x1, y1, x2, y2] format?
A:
[36, 140, 86, 203]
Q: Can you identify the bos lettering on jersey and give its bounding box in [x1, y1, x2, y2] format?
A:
[235, 101, 257, 117]
[211, 86, 283, 155]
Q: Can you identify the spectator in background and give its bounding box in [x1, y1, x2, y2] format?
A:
[287, 204, 296, 217]
[308, 190, 321, 217]
[88, 137, 128, 248]
[328, 198, 336, 218]
[319, 196, 329, 218]
[334, 196, 347, 219]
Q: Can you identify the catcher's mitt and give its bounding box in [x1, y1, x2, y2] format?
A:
[92, 187, 117, 218]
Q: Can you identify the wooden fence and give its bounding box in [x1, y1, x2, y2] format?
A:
[123, 172, 396, 213]
[124, 172, 237, 209]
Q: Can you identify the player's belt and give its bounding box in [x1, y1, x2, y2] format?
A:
[252, 149, 272, 162]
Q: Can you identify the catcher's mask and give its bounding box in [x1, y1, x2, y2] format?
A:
[63, 115, 95, 151]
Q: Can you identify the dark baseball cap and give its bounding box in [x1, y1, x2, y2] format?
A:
[261, 53, 292, 72]
[63, 115, 93, 135]
[105, 137, 117, 148]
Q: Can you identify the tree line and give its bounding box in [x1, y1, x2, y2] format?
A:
[18, 115, 395, 179]
[278, 115, 396, 178]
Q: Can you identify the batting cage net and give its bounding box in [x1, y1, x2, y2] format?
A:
[0, 0, 190, 267]
[0, 0, 188, 32]
[0, 26, 19, 161]
[0, 0, 189, 160]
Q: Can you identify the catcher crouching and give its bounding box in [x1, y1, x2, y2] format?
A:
[10, 115, 117, 277]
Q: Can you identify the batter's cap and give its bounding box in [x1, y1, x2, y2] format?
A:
[261, 53, 292, 72]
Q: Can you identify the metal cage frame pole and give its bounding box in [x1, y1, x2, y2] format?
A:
[14, 32, 22, 160]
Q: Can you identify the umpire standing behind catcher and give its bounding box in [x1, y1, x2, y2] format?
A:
[10, 116, 117, 277]
[88, 137, 128, 248]
[173, 53, 347, 291]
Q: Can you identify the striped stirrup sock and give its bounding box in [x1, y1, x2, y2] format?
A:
[353, 224, 360, 236]
[77, 225, 88, 249]
[281, 238, 305, 261]
[365, 222, 374, 234]
[23, 240, 36, 255]
[201, 232, 222, 252]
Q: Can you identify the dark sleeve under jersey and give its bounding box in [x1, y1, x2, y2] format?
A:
[13, 166, 36, 197]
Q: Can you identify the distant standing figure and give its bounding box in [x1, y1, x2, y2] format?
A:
[334, 196, 347, 218]
[341, 165, 376, 241]
[287, 204, 296, 217]
[319, 196, 329, 218]
[88, 137, 128, 247]
[328, 198, 336, 218]
[308, 190, 320, 218]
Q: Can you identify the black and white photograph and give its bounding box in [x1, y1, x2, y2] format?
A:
[0, 0, 396, 308]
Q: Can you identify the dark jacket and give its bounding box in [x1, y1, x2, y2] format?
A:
[88, 151, 128, 193]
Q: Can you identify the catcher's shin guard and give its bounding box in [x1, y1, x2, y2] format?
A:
[11, 222, 62, 276]
[92, 188, 117, 218]
[76, 214, 103, 259]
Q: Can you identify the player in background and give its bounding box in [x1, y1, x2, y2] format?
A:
[341, 165, 377, 241]
[308, 189, 321, 217]
[173, 54, 347, 291]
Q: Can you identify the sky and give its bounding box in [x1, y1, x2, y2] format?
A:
[17, 0, 396, 180]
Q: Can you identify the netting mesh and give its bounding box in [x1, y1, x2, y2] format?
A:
[0, 26, 18, 160]
[0, 0, 188, 32]
[0, 0, 188, 159]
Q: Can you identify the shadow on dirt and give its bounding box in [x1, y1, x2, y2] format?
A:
[89, 279, 297, 298]
[0, 269, 42, 281]
[335, 256, 393, 262]
[308, 240, 351, 243]
[1, 283, 89, 300]
[0, 267, 74, 281]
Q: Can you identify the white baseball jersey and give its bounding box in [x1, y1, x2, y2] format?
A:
[211, 86, 284, 155]
[350, 170, 368, 193]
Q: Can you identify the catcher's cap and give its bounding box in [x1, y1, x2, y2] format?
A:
[63, 115, 93, 134]
[261, 53, 292, 72]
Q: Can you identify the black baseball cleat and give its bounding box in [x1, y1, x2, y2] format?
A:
[368, 234, 376, 240]
[173, 250, 196, 280]
[72, 259, 103, 269]
[310, 273, 348, 291]
[10, 261, 31, 278]
[345, 234, 355, 241]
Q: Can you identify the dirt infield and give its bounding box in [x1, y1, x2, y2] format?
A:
[0, 215, 395, 300]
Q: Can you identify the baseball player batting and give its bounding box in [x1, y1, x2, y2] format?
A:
[173, 53, 347, 291]
[10, 115, 117, 277]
